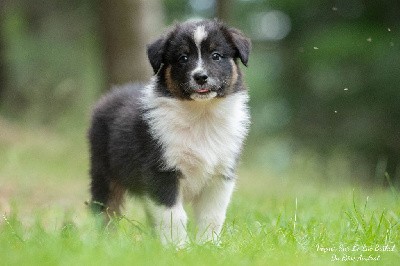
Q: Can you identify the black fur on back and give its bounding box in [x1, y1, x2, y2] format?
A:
[89, 84, 179, 212]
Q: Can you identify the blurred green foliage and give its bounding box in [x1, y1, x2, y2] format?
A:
[0, 0, 103, 128]
[1, 0, 400, 183]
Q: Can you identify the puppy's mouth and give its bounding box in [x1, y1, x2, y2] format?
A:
[195, 88, 211, 93]
[190, 87, 218, 101]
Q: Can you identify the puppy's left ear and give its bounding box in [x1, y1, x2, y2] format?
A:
[147, 37, 166, 74]
[228, 28, 252, 67]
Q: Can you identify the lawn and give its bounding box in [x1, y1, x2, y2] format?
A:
[0, 118, 399, 265]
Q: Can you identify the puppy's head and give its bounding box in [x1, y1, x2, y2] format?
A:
[147, 20, 251, 101]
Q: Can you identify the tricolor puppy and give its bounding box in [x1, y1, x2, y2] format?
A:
[88, 19, 251, 246]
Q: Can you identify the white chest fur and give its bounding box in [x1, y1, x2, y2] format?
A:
[142, 85, 250, 200]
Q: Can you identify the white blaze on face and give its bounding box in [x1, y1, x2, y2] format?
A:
[192, 25, 208, 73]
[193, 25, 208, 48]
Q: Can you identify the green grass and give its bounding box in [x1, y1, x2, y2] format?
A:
[1, 119, 399, 265]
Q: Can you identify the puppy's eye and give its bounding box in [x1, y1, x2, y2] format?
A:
[212, 52, 222, 61]
[178, 55, 188, 63]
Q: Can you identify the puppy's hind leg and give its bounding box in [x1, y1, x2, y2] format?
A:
[88, 120, 125, 223]
[90, 166, 126, 220]
[88, 109, 126, 223]
[105, 181, 126, 218]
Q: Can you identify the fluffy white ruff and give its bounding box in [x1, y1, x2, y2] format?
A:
[142, 80, 249, 199]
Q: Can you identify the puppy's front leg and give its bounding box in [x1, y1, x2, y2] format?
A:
[193, 178, 235, 244]
[145, 197, 188, 248]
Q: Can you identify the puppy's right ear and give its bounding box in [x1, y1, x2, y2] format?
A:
[147, 37, 166, 74]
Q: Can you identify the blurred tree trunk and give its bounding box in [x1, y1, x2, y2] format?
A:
[0, 2, 7, 100]
[100, 0, 164, 88]
[0, 32, 5, 100]
[216, 0, 231, 23]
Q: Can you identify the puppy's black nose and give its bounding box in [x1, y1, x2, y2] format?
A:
[193, 72, 208, 85]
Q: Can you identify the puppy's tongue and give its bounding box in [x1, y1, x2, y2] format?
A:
[196, 88, 210, 93]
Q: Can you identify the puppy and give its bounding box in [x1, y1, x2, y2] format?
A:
[88, 19, 251, 246]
